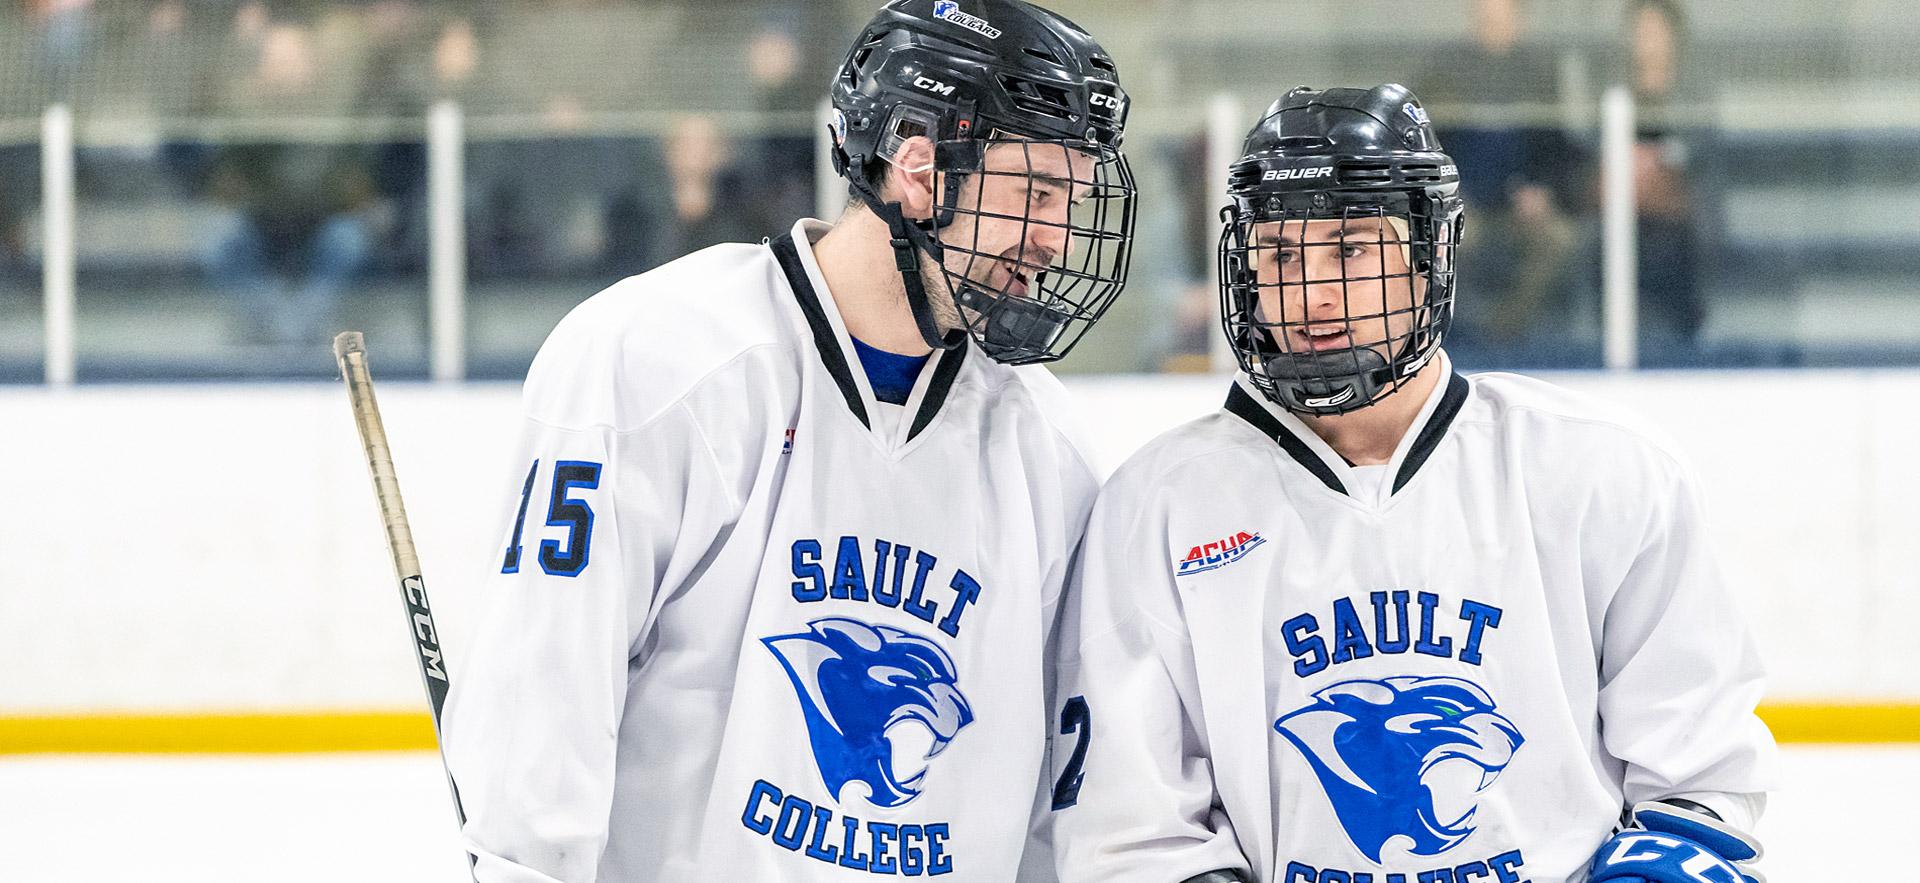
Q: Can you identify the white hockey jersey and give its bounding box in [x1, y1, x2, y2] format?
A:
[1046, 358, 1777, 883]
[442, 220, 1099, 882]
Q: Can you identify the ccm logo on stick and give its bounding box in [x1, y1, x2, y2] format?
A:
[1263, 166, 1334, 182]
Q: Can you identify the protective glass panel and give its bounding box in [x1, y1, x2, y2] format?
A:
[465, 116, 819, 379]
[1051, 113, 1215, 375]
[68, 133, 429, 380]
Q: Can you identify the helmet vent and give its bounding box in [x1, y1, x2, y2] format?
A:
[1274, 135, 1331, 152]
[1401, 163, 1441, 183]
[1023, 45, 1064, 65]
[849, 33, 883, 74]
[1336, 160, 1391, 183]
[1088, 54, 1116, 73]
[997, 74, 1077, 121]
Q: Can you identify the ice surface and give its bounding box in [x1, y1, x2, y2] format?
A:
[0, 746, 1905, 880]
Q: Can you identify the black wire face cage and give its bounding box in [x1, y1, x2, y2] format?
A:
[1218, 198, 1458, 415]
[928, 133, 1136, 365]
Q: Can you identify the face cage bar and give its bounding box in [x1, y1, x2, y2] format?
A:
[1218, 203, 1456, 407]
[931, 136, 1137, 365]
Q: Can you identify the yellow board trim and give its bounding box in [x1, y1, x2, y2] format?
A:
[0, 712, 438, 755]
[1756, 702, 1920, 745]
[0, 704, 1914, 754]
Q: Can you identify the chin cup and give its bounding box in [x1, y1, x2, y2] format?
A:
[953, 283, 1071, 363]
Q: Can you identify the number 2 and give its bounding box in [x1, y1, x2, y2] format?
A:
[500, 459, 603, 578]
[1052, 695, 1091, 810]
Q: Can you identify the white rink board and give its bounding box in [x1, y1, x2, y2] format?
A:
[0, 369, 1916, 714]
[0, 746, 1905, 880]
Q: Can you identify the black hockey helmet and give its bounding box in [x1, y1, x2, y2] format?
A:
[1218, 84, 1465, 415]
[830, 0, 1136, 365]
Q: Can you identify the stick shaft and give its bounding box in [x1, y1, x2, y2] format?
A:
[333, 332, 474, 852]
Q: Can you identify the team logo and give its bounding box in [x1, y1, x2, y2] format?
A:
[763, 617, 974, 808]
[932, 1, 1003, 39]
[1262, 166, 1335, 182]
[1274, 676, 1524, 863]
[1175, 530, 1267, 576]
[1404, 102, 1430, 126]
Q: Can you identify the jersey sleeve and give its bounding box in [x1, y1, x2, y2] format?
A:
[442, 376, 740, 881]
[1046, 476, 1251, 883]
[1595, 458, 1778, 833]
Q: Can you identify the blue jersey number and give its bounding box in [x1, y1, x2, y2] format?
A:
[1051, 695, 1091, 810]
[500, 459, 603, 577]
[500, 460, 539, 574]
[539, 461, 603, 577]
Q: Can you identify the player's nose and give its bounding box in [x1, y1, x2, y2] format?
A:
[1027, 219, 1070, 263]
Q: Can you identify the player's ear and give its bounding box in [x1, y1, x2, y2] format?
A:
[885, 136, 938, 221]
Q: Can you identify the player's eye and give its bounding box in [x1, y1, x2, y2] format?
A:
[1340, 242, 1367, 259]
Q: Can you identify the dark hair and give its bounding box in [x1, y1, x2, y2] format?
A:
[845, 158, 887, 208]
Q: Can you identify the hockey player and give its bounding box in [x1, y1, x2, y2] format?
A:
[1045, 85, 1775, 883]
[440, 2, 1135, 880]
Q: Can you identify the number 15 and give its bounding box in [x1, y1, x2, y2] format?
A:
[501, 459, 603, 578]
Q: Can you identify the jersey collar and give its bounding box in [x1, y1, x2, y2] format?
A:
[770, 222, 969, 445]
[1224, 352, 1471, 502]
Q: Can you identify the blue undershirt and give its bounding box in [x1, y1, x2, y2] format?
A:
[850, 337, 931, 406]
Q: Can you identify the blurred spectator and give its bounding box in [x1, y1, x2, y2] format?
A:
[658, 114, 756, 259]
[351, 1, 486, 274]
[742, 24, 820, 232]
[1627, 0, 1710, 362]
[1158, 131, 1225, 373]
[25, 0, 97, 101]
[0, 145, 32, 278]
[200, 10, 379, 345]
[1415, 0, 1583, 365]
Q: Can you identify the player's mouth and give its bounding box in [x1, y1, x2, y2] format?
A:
[1293, 324, 1353, 352]
[997, 253, 1054, 299]
[1005, 268, 1031, 297]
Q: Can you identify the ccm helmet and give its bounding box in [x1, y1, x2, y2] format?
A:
[1218, 84, 1464, 415]
[831, 0, 1136, 364]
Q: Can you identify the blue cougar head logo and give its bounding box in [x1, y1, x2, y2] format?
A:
[1274, 676, 1523, 863]
[763, 617, 974, 808]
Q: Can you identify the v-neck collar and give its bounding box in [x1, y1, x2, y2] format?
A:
[770, 222, 969, 446]
[1224, 354, 1471, 504]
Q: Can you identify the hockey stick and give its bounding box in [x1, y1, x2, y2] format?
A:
[332, 331, 477, 879]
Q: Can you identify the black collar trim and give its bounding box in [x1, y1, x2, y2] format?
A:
[772, 233, 868, 429]
[907, 341, 967, 442]
[1225, 385, 1347, 495]
[1391, 371, 1470, 493]
[1224, 370, 1471, 498]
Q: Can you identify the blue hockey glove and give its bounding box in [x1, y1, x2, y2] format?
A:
[1587, 800, 1765, 883]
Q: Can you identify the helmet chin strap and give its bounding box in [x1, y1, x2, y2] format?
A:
[834, 141, 967, 353]
[879, 201, 968, 353]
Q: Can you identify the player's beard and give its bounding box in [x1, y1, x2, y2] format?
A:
[915, 250, 967, 334]
[917, 242, 1058, 337]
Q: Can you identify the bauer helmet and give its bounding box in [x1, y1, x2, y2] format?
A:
[1218, 84, 1464, 415]
[830, 0, 1136, 365]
